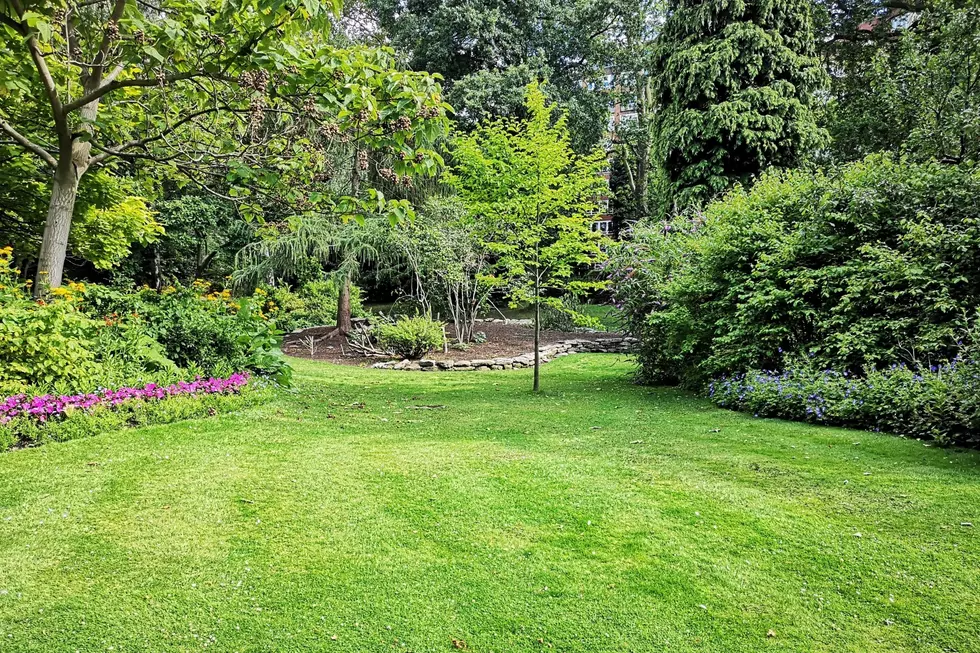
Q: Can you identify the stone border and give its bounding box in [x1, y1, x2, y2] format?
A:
[370, 337, 635, 372]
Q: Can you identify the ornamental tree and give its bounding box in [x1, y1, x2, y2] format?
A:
[447, 82, 608, 392]
[0, 0, 448, 294]
[652, 0, 828, 208]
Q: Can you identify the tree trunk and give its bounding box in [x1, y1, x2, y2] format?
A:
[34, 169, 80, 295]
[533, 281, 541, 393]
[337, 275, 352, 335]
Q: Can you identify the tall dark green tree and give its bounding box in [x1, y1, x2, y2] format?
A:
[652, 0, 828, 208]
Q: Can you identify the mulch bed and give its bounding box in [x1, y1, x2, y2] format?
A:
[280, 321, 620, 366]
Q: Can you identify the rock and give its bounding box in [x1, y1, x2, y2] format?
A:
[470, 359, 493, 367]
[455, 360, 471, 367]
[418, 360, 435, 368]
[436, 360, 454, 369]
[453, 366, 473, 371]
[393, 359, 411, 370]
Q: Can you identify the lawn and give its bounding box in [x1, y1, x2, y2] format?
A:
[0, 355, 978, 652]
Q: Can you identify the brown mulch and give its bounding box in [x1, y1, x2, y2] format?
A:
[281, 321, 620, 366]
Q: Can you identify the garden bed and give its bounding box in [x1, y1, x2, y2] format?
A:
[281, 320, 623, 366]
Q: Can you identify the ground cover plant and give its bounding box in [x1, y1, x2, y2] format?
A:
[0, 355, 977, 651]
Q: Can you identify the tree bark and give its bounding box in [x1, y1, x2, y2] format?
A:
[337, 275, 352, 335]
[34, 168, 80, 295]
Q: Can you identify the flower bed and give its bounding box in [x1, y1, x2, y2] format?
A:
[1, 373, 250, 425]
[0, 373, 262, 452]
[708, 361, 980, 447]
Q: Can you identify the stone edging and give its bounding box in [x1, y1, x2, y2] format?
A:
[370, 337, 635, 372]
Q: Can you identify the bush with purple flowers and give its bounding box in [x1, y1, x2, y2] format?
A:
[0, 372, 266, 452]
[709, 361, 980, 446]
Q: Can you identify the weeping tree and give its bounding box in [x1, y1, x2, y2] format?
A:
[0, 0, 447, 294]
[236, 214, 401, 336]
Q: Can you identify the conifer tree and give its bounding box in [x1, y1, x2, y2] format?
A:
[652, 0, 828, 208]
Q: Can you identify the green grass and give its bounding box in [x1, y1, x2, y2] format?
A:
[0, 356, 978, 652]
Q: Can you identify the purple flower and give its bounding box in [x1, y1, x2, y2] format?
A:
[0, 373, 250, 426]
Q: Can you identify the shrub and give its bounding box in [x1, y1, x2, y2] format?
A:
[609, 155, 980, 386]
[377, 315, 445, 359]
[539, 295, 604, 332]
[0, 250, 100, 388]
[709, 360, 980, 447]
[81, 282, 289, 384]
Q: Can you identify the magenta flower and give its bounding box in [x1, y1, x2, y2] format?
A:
[0, 373, 250, 426]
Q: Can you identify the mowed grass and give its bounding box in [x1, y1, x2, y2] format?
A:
[0, 356, 978, 652]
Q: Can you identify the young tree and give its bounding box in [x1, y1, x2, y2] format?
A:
[448, 82, 608, 391]
[652, 0, 828, 208]
[0, 0, 447, 294]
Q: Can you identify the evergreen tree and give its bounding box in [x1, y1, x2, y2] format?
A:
[652, 0, 828, 208]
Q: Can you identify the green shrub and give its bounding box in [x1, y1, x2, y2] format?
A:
[0, 250, 101, 388]
[609, 155, 980, 386]
[539, 295, 604, 332]
[81, 282, 288, 383]
[709, 360, 980, 447]
[377, 315, 445, 359]
[0, 295, 100, 388]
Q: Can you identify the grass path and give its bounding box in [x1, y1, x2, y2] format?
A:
[0, 355, 978, 652]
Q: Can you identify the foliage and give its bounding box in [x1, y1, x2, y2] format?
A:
[609, 155, 980, 386]
[376, 314, 445, 359]
[822, 1, 980, 164]
[447, 82, 608, 389]
[652, 0, 828, 208]
[365, 0, 616, 149]
[119, 194, 250, 286]
[539, 294, 603, 332]
[258, 280, 365, 333]
[710, 361, 980, 447]
[81, 282, 290, 384]
[0, 284, 101, 389]
[0, 0, 449, 290]
[0, 155, 163, 269]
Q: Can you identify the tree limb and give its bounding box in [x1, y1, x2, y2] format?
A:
[0, 118, 58, 168]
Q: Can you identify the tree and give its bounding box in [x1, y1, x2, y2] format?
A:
[820, 1, 980, 163]
[0, 0, 448, 294]
[605, 0, 666, 224]
[236, 213, 401, 336]
[448, 82, 608, 391]
[365, 0, 619, 149]
[394, 197, 494, 343]
[0, 150, 161, 274]
[652, 0, 828, 208]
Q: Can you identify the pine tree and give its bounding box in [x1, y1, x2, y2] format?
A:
[653, 0, 828, 208]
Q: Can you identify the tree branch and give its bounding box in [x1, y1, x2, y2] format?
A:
[0, 118, 58, 168]
[62, 71, 206, 114]
[7, 0, 69, 138]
